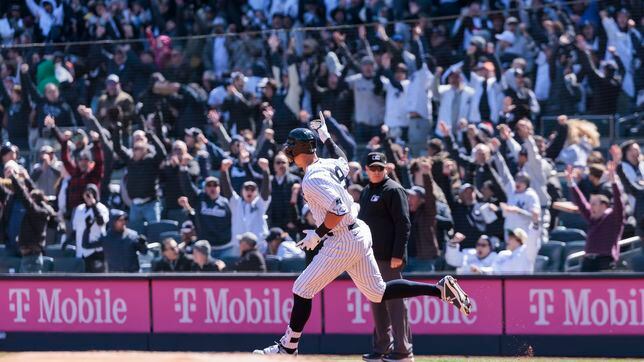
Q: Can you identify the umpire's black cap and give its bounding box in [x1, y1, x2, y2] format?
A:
[283, 128, 316, 160]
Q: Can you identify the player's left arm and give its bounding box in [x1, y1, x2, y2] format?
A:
[310, 111, 347, 161]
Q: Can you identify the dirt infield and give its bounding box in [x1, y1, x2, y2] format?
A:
[0, 352, 639, 362]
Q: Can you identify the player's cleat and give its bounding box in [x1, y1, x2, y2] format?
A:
[253, 342, 297, 356]
[438, 275, 472, 316]
[383, 352, 415, 362]
[362, 352, 385, 362]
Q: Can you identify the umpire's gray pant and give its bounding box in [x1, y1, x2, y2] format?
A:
[370, 259, 413, 355]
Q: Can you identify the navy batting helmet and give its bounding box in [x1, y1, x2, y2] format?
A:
[283, 128, 316, 159]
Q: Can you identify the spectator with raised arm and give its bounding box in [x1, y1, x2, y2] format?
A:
[220, 157, 272, 253]
[178, 174, 232, 258]
[445, 233, 498, 274]
[567, 162, 625, 272]
[112, 120, 167, 233]
[45, 115, 103, 218]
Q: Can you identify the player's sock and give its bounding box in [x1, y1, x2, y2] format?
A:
[278, 326, 301, 353]
[381, 279, 441, 300]
[280, 294, 312, 352]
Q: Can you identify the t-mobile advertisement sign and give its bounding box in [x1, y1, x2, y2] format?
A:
[505, 279, 644, 335]
[323, 279, 502, 334]
[0, 280, 150, 332]
[152, 280, 322, 333]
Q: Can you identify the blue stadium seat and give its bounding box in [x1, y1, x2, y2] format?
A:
[265, 255, 281, 272]
[145, 220, 179, 243]
[563, 241, 586, 263]
[534, 255, 550, 272]
[53, 257, 85, 273]
[538, 241, 565, 272]
[279, 257, 306, 272]
[44, 244, 75, 258]
[159, 231, 181, 242]
[0, 256, 21, 273]
[558, 212, 588, 230]
[551, 227, 587, 242]
[0, 244, 7, 257]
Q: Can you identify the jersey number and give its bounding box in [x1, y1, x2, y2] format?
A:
[329, 166, 347, 187]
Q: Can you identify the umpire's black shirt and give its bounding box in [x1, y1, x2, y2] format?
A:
[358, 176, 411, 262]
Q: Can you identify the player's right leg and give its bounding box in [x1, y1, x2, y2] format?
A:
[253, 237, 356, 355]
[346, 223, 471, 315]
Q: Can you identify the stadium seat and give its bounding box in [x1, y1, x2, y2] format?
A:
[534, 255, 550, 272]
[220, 256, 240, 271]
[44, 244, 76, 258]
[558, 212, 588, 230]
[265, 255, 281, 272]
[159, 231, 181, 242]
[165, 209, 188, 225]
[538, 241, 565, 272]
[550, 227, 587, 242]
[279, 257, 306, 272]
[563, 241, 586, 266]
[145, 220, 179, 243]
[52, 257, 86, 273]
[0, 244, 7, 257]
[0, 256, 21, 273]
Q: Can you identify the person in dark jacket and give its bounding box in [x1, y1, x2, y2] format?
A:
[358, 152, 412, 362]
[221, 72, 258, 134]
[112, 120, 167, 233]
[160, 139, 200, 221]
[10, 171, 57, 272]
[234, 232, 267, 272]
[575, 36, 622, 115]
[85, 209, 147, 273]
[178, 175, 232, 252]
[407, 159, 441, 271]
[20, 63, 76, 137]
[47, 115, 104, 218]
[267, 153, 301, 232]
[191, 239, 225, 272]
[0, 79, 31, 150]
[152, 237, 192, 272]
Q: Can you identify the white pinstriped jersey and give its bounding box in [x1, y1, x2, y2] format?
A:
[301, 157, 356, 230]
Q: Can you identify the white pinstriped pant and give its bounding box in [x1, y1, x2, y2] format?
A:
[293, 220, 387, 303]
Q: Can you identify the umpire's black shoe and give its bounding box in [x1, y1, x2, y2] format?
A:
[362, 352, 385, 362]
[383, 352, 415, 362]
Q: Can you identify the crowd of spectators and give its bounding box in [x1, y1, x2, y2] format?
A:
[0, 0, 642, 274]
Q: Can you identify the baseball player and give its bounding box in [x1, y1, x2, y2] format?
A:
[254, 114, 471, 356]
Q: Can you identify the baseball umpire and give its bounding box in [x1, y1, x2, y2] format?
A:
[359, 151, 413, 362]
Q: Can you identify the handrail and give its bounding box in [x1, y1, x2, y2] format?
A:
[564, 236, 641, 271]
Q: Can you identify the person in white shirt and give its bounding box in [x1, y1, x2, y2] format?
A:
[473, 214, 541, 274]
[26, 0, 63, 39]
[220, 158, 272, 253]
[491, 144, 541, 235]
[265, 227, 305, 259]
[378, 59, 411, 143]
[445, 233, 498, 274]
[71, 184, 109, 272]
[435, 68, 476, 137]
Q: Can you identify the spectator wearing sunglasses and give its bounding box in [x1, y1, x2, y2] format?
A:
[445, 233, 498, 274]
[178, 176, 232, 258]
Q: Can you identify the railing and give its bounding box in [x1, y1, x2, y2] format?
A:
[564, 236, 642, 271]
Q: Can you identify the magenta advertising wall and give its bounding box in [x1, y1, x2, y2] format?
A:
[0, 275, 642, 341]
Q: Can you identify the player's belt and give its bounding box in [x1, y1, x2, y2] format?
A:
[326, 223, 358, 237]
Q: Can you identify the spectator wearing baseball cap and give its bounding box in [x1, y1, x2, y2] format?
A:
[445, 233, 498, 274]
[234, 232, 267, 272]
[88, 210, 148, 273]
[346, 56, 386, 143]
[191, 240, 225, 272]
[30, 145, 61, 197]
[265, 227, 304, 259]
[474, 222, 541, 274]
[178, 220, 197, 253]
[97, 74, 135, 130]
[221, 157, 272, 254]
[178, 175, 232, 257]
